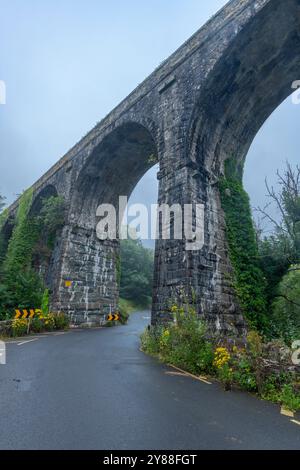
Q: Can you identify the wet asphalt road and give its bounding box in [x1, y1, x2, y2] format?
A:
[0, 311, 300, 450]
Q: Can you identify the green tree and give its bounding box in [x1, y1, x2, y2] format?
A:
[0, 191, 65, 316]
[257, 163, 300, 339]
[120, 238, 154, 306]
[271, 265, 300, 343]
[258, 233, 292, 303]
[257, 163, 300, 269]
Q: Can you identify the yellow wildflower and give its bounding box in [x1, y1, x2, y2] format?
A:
[213, 347, 231, 369]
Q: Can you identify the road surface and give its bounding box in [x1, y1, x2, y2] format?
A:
[0, 312, 299, 450]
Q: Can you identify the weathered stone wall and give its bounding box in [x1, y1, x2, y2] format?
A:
[4, 0, 300, 332]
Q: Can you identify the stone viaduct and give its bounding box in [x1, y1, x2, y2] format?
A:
[4, 0, 300, 332]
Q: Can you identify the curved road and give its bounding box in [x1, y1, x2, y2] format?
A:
[0, 312, 300, 450]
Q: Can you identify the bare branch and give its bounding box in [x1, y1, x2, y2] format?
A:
[274, 294, 300, 308]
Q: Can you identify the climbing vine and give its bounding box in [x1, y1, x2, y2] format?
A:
[1, 189, 43, 312]
[219, 157, 268, 331]
[4, 189, 39, 276]
[0, 190, 65, 317]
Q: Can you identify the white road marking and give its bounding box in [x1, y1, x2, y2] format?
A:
[291, 419, 300, 426]
[165, 371, 187, 377]
[168, 364, 212, 385]
[281, 407, 294, 418]
[17, 338, 39, 346]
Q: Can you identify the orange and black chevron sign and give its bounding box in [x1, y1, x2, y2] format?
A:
[14, 309, 42, 319]
[107, 313, 120, 322]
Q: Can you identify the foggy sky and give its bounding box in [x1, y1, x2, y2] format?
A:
[0, 0, 299, 245]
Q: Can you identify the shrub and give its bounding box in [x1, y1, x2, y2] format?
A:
[260, 373, 300, 412]
[271, 265, 300, 344]
[247, 330, 263, 358]
[213, 347, 233, 390]
[53, 312, 70, 330]
[118, 305, 130, 325]
[12, 318, 28, 337]
[213, 347, 231, 369]
[280, 384, 300, 412]
[8, 312, 69, 337]
[233, 357, 257, 392]
[43, 313, 56, 331]
[140, 326, 161, 356]
[141, 305, 214, 375]
[197, 342, 215, 373]
[30, 316, 44, 333]
[41, 289, 50, 315]
[141, 302, 300, 412]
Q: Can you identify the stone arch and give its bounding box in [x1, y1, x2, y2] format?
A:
[28, 184, 65, 287]
[182, 0, 300, 332]
[188, 0, 300, 176]
[55, 121, 160, 324]
[29, 184, 58, 218]
[70, 121, 159, 229]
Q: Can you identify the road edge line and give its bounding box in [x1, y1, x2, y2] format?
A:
[167, 364, 212, 385]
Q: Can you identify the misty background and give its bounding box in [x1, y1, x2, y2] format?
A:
[0, 0, 299, 247]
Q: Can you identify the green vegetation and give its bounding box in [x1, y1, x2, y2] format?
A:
[41, 288, 50, 315]
[8, 312, 70, 338]
[141, 304, 300, 412]
[0, 189, 43, 315]
[111, 239, 154, 325]
[141, 161, 300, 412]
[120, 238, 154, 308]
[141, 305, 214, 375]
[219, 157, 268, 330]
[257, 163, 300, 341]
[119, 298, 140, 315]
[218, 159, 300, 341]
[0, 190, 65, 319]
[271, 266, 300, 343]
[37, 195, 65, 249]
[118, 297, 143, 315]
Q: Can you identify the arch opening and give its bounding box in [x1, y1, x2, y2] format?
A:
[72, 122, 159, 230]
[62, 122, 159, 324]
[29, 184, 58, 218]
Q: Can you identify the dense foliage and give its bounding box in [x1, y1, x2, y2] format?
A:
[141, 305, 300, 412]
[219, 158, 268, 331]
[0, 191, 65, 319]
[218, 159, 300, 341]
[120, 238, 154, 307]
[271, 266, 300, 343]
[9, 312, 70, 337]
[257, 164, 300, 341]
